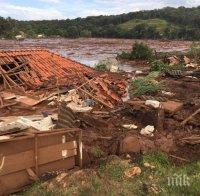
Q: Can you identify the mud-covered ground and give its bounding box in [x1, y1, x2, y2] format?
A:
[0, 38, 192, 72]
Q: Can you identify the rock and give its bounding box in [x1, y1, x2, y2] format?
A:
[121, 136, 141, 153]
[168, 56, 180, 65]
[140, 125, 155, 137]
[183, 56, 191, 64]
[161, 91, 174, 97]
[0, 136, 10, 140]
[135, 70, 143, 75]
[124, 166, 141, 178]
[145, 100, 160, 109]
[144, 162, 155, 169]
[185, 63, 198, 68]
[122, 124, 138, 130]
[162, 101, 183, 113]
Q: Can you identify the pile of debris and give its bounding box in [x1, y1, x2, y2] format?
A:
[0, 48, 128, 136]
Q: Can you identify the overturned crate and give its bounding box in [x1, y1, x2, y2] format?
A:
[0, 128, 82, 195]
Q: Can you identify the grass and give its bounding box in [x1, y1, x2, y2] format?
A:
[22, 182, 57, 196]
[150, 60, 185, 73]
[129, 73, 164, 97]
[23, 152, 200, 196]
[119, 18, 169, 33]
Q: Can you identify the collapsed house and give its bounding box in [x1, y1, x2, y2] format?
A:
[0, 49, 94, 91]
[0, 49, 127, 113]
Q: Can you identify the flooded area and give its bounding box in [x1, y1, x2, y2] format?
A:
[0, 38, 192, 72]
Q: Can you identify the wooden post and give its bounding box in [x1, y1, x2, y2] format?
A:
[77, 130, 83, 168]
[157, 104, 164, 132]
[34, 133, 39, 176]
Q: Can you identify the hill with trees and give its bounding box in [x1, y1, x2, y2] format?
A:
[0, 6, 200, 40]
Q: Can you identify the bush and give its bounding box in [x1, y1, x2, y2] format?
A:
[130, 42, 154, 60]
[150, 60, 170, 72]
[117, 51, 131, 59]
[118, 42, 154, 61]
[129, 75, 163, 97]
[188, 42, 200, 62]
[94, 63, 108, 71]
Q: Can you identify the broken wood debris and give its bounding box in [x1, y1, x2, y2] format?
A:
[181, 108, 200, 126]
[180, 135, 200, 145]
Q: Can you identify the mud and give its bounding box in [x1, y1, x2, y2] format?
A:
[0, 38, 199, 166]
[0, 38, 192, 72]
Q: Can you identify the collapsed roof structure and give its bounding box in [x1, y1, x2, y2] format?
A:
[0, 49, 94, 91]
[0, 48, 127, 109]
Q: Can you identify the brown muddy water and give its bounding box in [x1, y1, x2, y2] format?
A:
[0, 38, 192, 72]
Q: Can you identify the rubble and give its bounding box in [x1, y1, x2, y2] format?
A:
[183, 56, 191, 64]
[124, 167, 141, 178]
[122, 124, 138, 129]
[140, 125, 155, 137]
[168, 56, 180, 65]
[143, 162, 155, 169]
[18, 116, 55, 131]
[145, 100, 160, 109]
[0, 46, 199, 194]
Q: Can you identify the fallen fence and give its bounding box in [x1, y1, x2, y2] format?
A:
[0, 128, 82, 195]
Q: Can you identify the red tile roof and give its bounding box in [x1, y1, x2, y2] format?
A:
[0, 49, 94, 90]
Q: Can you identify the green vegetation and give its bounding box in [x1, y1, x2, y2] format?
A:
[94, 62, 108, 71]
[119, 18, 170, 37]
[23, 152, 200, 195]
[0, 6, 200, 40]
[129, 74, 163, 97]
[150, 60, 171, 72]
[118, 42, 154, 61]
[120, 18, 168, 31]
[188, 42, 200, 62]
[131, 43, 154, 60]
[91, 146, 105, 158]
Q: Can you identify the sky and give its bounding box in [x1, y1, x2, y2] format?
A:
[0, 0, 199, 20]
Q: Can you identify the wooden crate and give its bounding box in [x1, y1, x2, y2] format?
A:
[0, 129, 82, 195]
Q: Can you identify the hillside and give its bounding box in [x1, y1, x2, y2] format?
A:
[0, 6, 200, 40]
[119, 18, 170, 33]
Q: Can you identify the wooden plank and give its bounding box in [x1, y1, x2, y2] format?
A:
[7, 61, 28, 74]
[38, 145, 77, 165]
[0, 141, 77, 176]
[0, 157, 75, 195]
